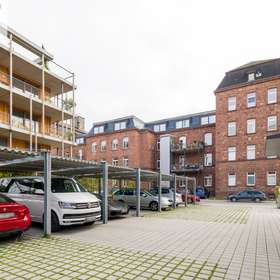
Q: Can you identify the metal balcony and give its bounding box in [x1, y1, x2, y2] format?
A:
[171, 142, 204, 154]
[171, 163, 203, 173]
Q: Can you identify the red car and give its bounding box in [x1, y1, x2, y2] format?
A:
[0, 194, 31, 237]
[181, 194, 200, 203]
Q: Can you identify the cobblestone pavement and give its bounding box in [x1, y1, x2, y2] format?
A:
[0, 200, 279, 280]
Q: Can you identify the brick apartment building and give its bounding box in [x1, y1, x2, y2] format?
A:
[215, 59, 280, 197]
[75, 58, 280, 196]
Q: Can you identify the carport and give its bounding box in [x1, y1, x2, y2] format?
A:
[0, 148, 194, 237]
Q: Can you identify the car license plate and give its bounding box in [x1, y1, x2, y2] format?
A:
[85, 216, 95, 222]
[0, 212, 15, 219]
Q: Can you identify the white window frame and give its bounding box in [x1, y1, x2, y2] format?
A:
[248, 73, 255, 81]
[204, 133, 212, 146]
[228, 96, 236, 111]
[247, 92, 256, 108]
[267, 88, 277, 104]
[247, 172, 256, 186]
[228, 173, 236, 187]
[183, 119, 190, 128]
[92, 142, 97, 153]
[114, 121, 126, 131]
[247, 145, 256, 160]
[228, 122, 236, 136]
[204, 175, 212, 187]
[201, 116, 209, 125]
[78, 149, 83, 160]
[179, 155, 185, 167]
[156, 159, 160, 169]
[267, 116, 277, 131]
[112, 159, 118, 167]
[123, 158, 129, 167]
[112, 138, 118, 150]
[209, 115, 216, 124]
[176, 121, 183, 129]
[179, 136, 187, 148]
[94, 126, 104, 134]
[247, 119, 256, 134]
[228, 147, 236, 161]
[154, 123, 166, 132]
[267, 171, 276, 186]
[123, 137, 129, 149]
[204, 153, 213, 166]
[100, 140, 107, 151]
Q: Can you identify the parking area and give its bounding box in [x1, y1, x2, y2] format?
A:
[1, 200, 280, 280]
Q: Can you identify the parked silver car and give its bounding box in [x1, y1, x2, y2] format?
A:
[112, 189, 172, 211]
[149, 187, 183, 206]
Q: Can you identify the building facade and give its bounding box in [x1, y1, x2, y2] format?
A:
[76, 112, 216, 193]
[215, 59, 280, 197]
[0, 25, 76, 156]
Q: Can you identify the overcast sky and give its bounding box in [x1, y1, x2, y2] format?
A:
[4, 0, 280, 129]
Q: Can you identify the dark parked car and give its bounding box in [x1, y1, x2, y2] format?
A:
[195, 186, 210, 199]
[93, 193, 129, 218]
[228, 190, 266, 202]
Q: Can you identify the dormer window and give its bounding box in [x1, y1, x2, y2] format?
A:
[154, 123, 166, 132]
[114, 121, 126, 131]
[248, 72, 255, 81]
[94, 126, 104, 134]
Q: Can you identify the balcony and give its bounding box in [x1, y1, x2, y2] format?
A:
[171, 163, 204, 173]
[171, 142, 204, 154]
[0, 70, 73, 113]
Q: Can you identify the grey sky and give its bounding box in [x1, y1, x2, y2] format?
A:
[5, 0, 280, 129]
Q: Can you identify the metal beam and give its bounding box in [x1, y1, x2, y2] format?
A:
[157, 172, 162, 212]
[172, 174, 176, 209]
[135, 168, 141, 217]
[102, 162, 108, 224]
[43, 151, 51, 236]
[185, 177, 188, 207]
[0, 155, 43, 167]
[193, 177, 197, 205]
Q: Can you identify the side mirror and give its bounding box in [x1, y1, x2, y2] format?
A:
[34, 189, 44, 195]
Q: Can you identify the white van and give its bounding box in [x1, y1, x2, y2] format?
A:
[0, 176, 101, 231]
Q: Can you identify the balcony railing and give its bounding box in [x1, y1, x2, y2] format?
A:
[0, 70, 73, 113]
[171, 142, 204, 153]
[171, 163, 203, 173]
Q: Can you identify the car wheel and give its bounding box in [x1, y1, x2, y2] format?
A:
[254, 197, 261, 203]
[51, 212, 61, 232]
[230, 197, 237, 202]
[150, 201, 158, 211]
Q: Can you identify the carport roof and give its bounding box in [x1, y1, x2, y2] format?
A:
[0, 147, 184, 181]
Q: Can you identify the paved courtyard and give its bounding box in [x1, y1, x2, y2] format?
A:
[0, 200, 280, 280]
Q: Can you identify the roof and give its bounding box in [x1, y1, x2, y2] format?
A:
[216, 58, 280, 92]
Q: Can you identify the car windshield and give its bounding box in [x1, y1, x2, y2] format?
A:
[51, 178, 86, 193]
[0, 194, 14, 203]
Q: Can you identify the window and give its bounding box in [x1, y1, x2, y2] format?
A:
[101, 140, 107, 151]
[228, 173, 236, 187]
[157, 140, 160, 150]
[154, 123, 166, 132]
[179, 155, 185, 167]
[209, 115, 216, 124]
[176, 119, 190, 129]
[204, 176, 212, 187]
[123, 137, 129, 149]
[247, 119, 256, 134]
[247, 145, 256, 160]
[228, 122, 236, 136]
[267, 88, 277, 104]
[78, 149, 83, 160]
[92, 142, 97, 153]
[123, 158, 129, 167]
[112, 138, 118, 150]
[114, 121, 126, 131]
[112, 159, 118, 167]
[248, 73, 255, 81]
[204, 153, 213, 166]
[267, 116, 277, 131]
[228, 147, 236, 161]
[228, 96, 236, 111]
[204, 133, 212, 146]
[76, 138, 84, 145]
[201, 116, 209, 125]
[156, 160, 160, 169]
[94, 126, 104, 134]
[179, 136, 187, 148]
[247, 172, 255, 186]
[247, 92, 256, 108]
[267, 171, 276, 186]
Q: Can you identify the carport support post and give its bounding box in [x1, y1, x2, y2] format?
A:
[43, 151, 51, 237]
[135, 168, 141, 217]
[157, 172, 162, 212]
[172, 174, 176, 209]
[185, 177, 188, 207]
[193, 177, 197, 205]
[102, 162, 108, 224]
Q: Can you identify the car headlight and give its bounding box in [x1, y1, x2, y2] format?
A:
[58, 201, 76, 209]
